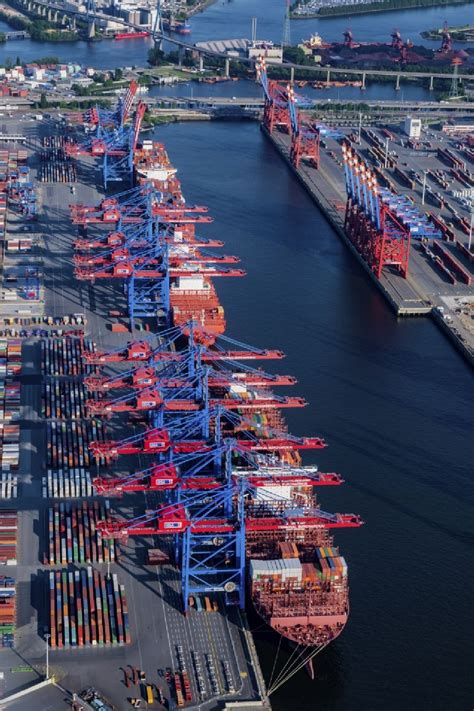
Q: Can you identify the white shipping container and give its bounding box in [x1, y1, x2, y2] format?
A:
[254, 485, 293, 502]
[175, 275, 205, 290]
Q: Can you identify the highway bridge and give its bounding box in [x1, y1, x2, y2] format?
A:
[24, 92, 474, 116]
[11, 0, 474, 88]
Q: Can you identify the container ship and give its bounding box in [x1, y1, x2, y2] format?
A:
[134, 139, 226, 338]
[162, 17, 191, 35]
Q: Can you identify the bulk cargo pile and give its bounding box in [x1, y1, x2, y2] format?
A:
[49, 568, 130, 648]
[46, 501, 118, 565]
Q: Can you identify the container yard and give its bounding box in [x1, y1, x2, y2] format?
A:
[48, 568, 130, 649]
[42, 469, 93, 499]
[256, 59, 474, 365]
[46, 502, 117, 565]
[0, 97, 286, 708]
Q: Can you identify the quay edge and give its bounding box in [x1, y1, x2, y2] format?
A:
[261, 125, 474, 366]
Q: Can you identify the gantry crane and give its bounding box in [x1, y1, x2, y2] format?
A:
[256, 57, 291, 134]
[96, 480, 362, 610]
[67, 101, 147, 187]
[84, 358, 296, 393]
[342, 143, 411, 278]
[72, 80, 139, 133]
[92, 445, 344, 495]
[82, 322, 285, 365]
[287, 83, 320, 169]
[84, 370, 307, 416]
[88, 408, 326, 463]
[439, 21, 452, 53]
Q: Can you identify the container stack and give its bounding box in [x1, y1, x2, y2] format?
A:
[49, 568, 131, 649]
[0, 193, 6, 243]
[46, 501, 117, 565]
[42, 380, 87, 419]
[249, 558, 303, 591]
[0, 576, 15, 647]
[39, 137, 77, 184]
[5, 236, 33, 254]
[0, 510, 17, 564]
[0, 425, 20, 470]
[41, 338, 96, 376]
[278, 542, 299, 559]
[0, 382, 21, 421]
[42, 469, 93, 499]
[316, 547, 348, 583]
[0, 340, 22, 377]
[0, 471, 18, 499]
[46, 420, 106, 469]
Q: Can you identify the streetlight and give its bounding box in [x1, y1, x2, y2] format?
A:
[421, 171, 427, 206]
[384, 136, 389, 168]
[469, 207, 474, 252]
[45, 633, 50, 680]
[358, 111, 362, 144]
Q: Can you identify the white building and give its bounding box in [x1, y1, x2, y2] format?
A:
[404, 116, 422, 139]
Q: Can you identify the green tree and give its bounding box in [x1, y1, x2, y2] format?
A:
[39, 92, 48, 108]
[282, 46, 315, 66]
[114, 67, 123, 81]
[148, 46, 166, 66]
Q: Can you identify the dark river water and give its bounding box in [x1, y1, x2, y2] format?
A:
[147, 79, 433, 103]
[151, 120, 473, 711]
[0, 0, 471, 73]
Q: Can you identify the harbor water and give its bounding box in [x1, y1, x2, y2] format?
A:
[147, 80, 434, 103]
[153, 120, 473, 711]
[0, 0, 472, 68]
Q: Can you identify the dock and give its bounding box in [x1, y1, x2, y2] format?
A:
[0, 113, 271, 709]
[262, 126, 474, 366]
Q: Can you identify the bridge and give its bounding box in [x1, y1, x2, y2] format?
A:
[10, 0, 474, 89]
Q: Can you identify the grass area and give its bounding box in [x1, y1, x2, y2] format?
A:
[317, 0, 474, 17]
[144, 65, 196, 80]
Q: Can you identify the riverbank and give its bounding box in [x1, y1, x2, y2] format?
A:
[421, 24, 474, 40]
[298, 0, 474, 18]
[0, 2, 78, 42]
[186, 0, 218, 18]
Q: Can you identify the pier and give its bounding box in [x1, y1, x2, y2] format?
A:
[262, 127, 474, 365]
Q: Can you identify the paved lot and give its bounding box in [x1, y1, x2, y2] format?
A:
[0, 115, 266, 711]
